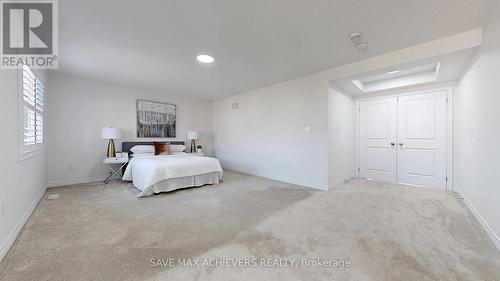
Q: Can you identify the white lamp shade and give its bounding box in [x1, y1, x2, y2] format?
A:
[101, 127, 122, 139]
[187, 130, 200, 140]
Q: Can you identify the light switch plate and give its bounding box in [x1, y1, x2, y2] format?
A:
[0, 202, 4, 220]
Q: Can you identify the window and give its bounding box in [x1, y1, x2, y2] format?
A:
[21, 65, 44, 156]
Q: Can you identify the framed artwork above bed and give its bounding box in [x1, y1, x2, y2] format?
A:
[137, 100, 176, 138]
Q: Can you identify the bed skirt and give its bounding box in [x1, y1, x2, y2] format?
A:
[137, 172, 222, 197]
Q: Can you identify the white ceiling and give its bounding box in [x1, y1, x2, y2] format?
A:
[57, 0, 496, 99]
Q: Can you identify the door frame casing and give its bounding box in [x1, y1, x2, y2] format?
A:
[355, 86, 454, 191]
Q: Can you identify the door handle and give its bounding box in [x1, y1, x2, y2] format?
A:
[390, 142, 395, 146]
[399, 143, 404, 146]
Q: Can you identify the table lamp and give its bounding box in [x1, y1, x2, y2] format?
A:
[187, 130, 200, 153]
[101, 127, 121, 157]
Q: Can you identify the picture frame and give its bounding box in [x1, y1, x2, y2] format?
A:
[136, 100, 176, 138]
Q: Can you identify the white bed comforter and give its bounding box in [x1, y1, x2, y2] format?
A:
[122, 153, 223, 192]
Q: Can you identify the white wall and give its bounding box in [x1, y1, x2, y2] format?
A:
[0, 70, 47, 261]
[213, 75, 329, 190]
[456, 3, 500, 249]
[328, 86, 355, 188]
[211, 30, 481, 191]
[46, 73, 213, 187]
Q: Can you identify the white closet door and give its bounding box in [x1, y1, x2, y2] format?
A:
[359, 97, 397, 182]
[397, 91, 447, 189]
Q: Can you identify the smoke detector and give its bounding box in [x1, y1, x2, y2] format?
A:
[350, 32, 362, 43]
[349, 32, 368, 52]
[355, 42, 368, 51]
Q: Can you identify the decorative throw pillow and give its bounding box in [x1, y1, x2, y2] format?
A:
[154, 142, 171, 155]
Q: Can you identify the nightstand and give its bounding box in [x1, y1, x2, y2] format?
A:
[103, 157, 129, 183]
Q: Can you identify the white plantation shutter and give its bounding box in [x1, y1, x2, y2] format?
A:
[22, 65, 44, 154]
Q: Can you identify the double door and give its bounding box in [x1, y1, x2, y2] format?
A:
[358, 90, 448, 189]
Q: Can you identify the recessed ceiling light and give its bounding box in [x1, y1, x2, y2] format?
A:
[386, 70, 400, 75]
[196, 54, 214, 64]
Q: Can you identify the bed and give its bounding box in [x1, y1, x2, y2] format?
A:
[121, 142, 223, 197]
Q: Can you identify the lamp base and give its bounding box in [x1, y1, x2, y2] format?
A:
[107, 139, 116, 157]
[190, 139, 197, 153]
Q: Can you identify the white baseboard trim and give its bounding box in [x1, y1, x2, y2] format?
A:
[0, 186, 47, 262]
[47, 177, 103, 188]
[328, 176, 354, 190]
[458, 191, 500, 252]
[222, 167, 328, 191]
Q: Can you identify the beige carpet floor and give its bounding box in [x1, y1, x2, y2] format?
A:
[0, 170, 499, 281]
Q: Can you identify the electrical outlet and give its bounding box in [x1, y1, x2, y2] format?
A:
[0, 202, 4, 220]
[484, 191, 490, 200]
[47, 194, 60, 200]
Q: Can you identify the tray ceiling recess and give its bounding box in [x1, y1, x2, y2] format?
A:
[352, 62, 441, 93]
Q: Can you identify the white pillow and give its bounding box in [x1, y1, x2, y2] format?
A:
[130, 145, 154, 153]
[170, 145, 186, 153]
[131, 152, 154, 158]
